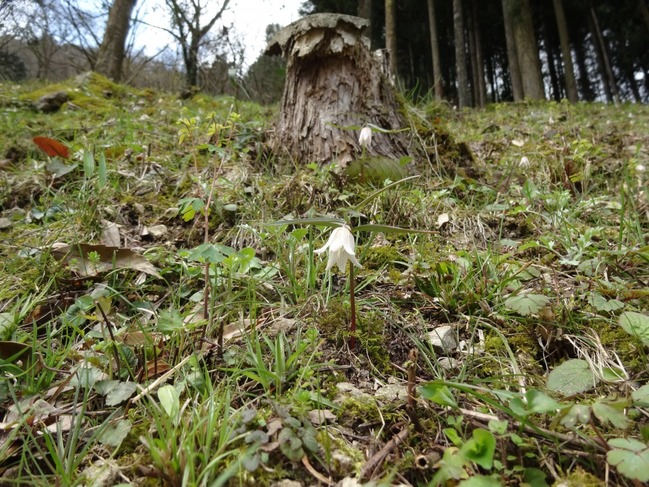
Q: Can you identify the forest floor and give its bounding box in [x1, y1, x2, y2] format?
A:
[0, 73, 648, 487]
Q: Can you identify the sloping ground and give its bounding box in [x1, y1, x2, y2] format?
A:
[0, 74, 648, 486]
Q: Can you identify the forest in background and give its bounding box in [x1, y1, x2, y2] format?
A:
[1, 0, 647, 105]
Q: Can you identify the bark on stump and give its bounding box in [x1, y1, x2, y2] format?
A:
[266, 13, 415, 167]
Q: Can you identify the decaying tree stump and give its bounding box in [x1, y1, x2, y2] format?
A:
[266, 13, 416, 166]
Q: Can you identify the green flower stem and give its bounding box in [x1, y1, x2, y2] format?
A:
[349, 263, 357, 350]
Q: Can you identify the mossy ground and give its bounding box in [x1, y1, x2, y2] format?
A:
[0, 75, 648, 485]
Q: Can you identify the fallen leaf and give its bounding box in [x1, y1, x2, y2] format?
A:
[140, 224, 168, 238]
[33, 136, 70, 159]
[46, 159, 77, 178]
[51, 243, 162, 279]
[101, 220, 121, 247]
[0, 341, 31, 362]
[437, 213, 450, 228]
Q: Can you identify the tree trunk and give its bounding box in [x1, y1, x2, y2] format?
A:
[427, 0, 444, 99]
[95, 0, 137, 82]
[500, 0, 523, 101]
[639, 0, 649, 32]
[358, 0, 372, 41]
[589, 3, 619, 103]
[453, 0, 470, 108]
[385, 0, 397, 76]
[508, 0, 545, 99]
[186, 37, 201, 88]
[574, 38, 595, 101]
[266, 14, 415, 166]
[552, 0, 578, 102]
[470, 0, 486, 107]
[540, 13, 560, 101]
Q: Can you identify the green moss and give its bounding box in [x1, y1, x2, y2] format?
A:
[316, 298, 393, 374]
[592, 321, 647, 373]
[337, 396, 382, 427]
[553, 467, 604, 487]
[362, 244, 404, 270]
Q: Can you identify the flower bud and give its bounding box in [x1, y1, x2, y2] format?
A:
[359, 126, 372, 149]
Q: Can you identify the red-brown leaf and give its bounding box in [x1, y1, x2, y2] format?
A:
[33, 136, 70, 159]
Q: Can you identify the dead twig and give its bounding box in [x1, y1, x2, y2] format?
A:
[360, 425, 409, 480]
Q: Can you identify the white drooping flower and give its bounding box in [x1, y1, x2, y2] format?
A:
[358, 126, 372, 149]
[315, 225, 362, 272]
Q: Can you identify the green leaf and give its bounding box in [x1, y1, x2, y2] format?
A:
[419, 383, 458, 408]
[157, 308, 184, 333]
[352, 175, 420, 210]
[461, 428, 496, 470]
[0, 313, 16, 340]
[560, 404, 591, 428]
[431, 447, 469, 484]
[353, 223, 436, 235]
[526, 390, 562, 414]
[523, 468, 549, 487]
[187, 243, 232, 263]
[345, 157, 410, 184]
[71, 365, 105, 388]
[458, 475, 504, 487]
[504, 294, 550, 316]
[592, 400, 630, 429]
[98, 419, 132, 448]
[444, 428, 464, 448]
[618, 312, 649, 346]
[632, 384, 649, 407]
[105, 381, 138, 406]
[264, 217, 345, 228]
[588, 292, 624, 312]
[547, 359, 597, 396]
[158, 385, 180, 420]
[607, 438, 649, 482]
[487, 419, 508, 435]
[278, 428, 304, 462]
[98, 152, 107, 188]
[83, 150, 95, 178]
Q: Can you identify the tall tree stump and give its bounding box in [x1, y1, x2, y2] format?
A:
[266, 13, 416, 166]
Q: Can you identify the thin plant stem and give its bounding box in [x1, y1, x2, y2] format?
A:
[349, 263, 356, 350]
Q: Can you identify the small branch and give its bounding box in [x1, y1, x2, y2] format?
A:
[360, 426, 409, 480]
[301, 455, 333, 485]
[131, 354, 194, 404]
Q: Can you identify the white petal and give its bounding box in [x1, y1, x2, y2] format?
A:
[359, 126, 372, 148]
[348, 253, 362, 268]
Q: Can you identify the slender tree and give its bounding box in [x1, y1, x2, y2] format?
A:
[468, 0, 486, 106]
[588, 1, 619, 103]
[385, 0, 397, 75]
[639, 0, 649, 32]
[427, 0, 444, 99]
[95, 0, 137, 81]
[552, 0, 578, 102]
[506, 0, 545, 99]
[500, 0, 524, 100]
[164, 0, 231, 89]
[453, 0, 470, 107]
[358, 0, 372, 42]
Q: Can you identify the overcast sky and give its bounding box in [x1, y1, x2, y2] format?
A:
[136, 0, 304, 69]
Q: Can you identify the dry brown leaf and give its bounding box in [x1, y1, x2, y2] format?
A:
[0, 341, 31, 362]
[51, 243, 162, 279]
[101, 220, 121, 247]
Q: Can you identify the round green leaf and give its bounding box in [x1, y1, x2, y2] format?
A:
[547, 359, 597, 396]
